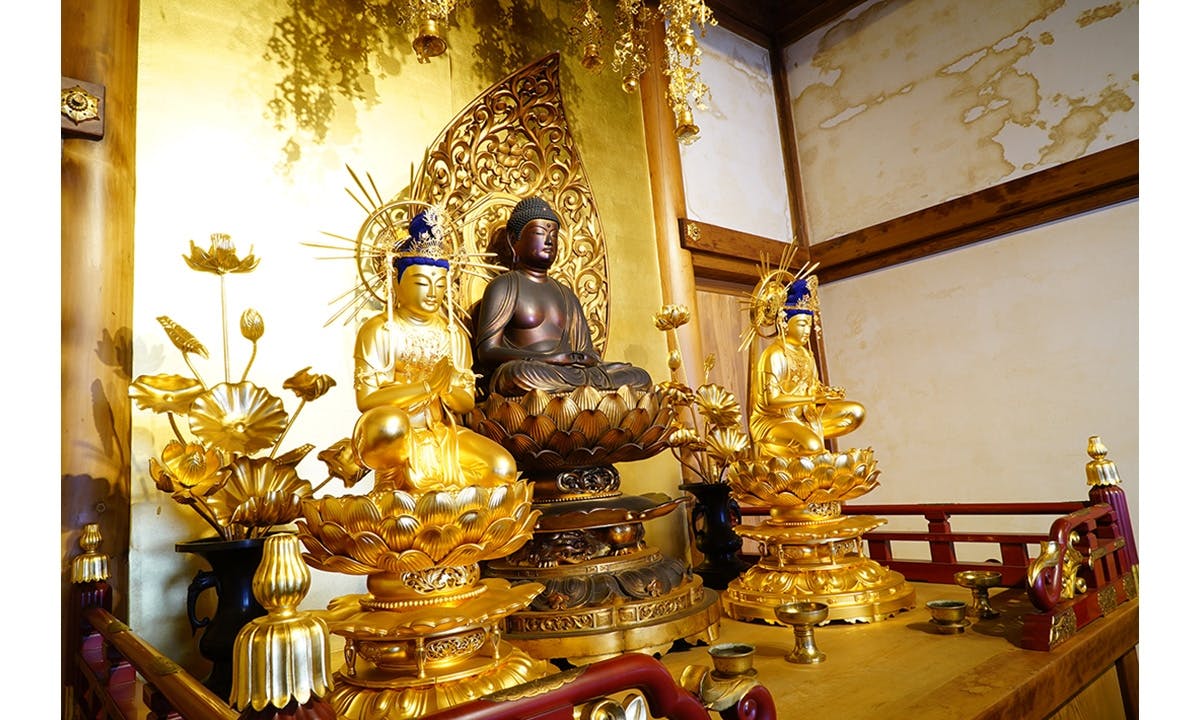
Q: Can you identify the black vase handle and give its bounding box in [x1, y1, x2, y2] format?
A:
[186, 569, 217, 634]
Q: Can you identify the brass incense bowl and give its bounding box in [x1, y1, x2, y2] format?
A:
[954, 570, 1003, 619]
[774, 601, 829, 664]
[926, 600, 969, 634]
[708, 643, 756, 677]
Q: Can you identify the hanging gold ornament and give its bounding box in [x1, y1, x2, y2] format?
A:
[569, 0, 607, 73]
[401, 0, 459, 63]
[412, 17, 448, 62]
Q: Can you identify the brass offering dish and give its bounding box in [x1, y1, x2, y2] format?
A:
[775, 600, 829, 664]
[954, 569, 1003, 619]
[708, 643, 757, 677]
[926, 600, 970, 634]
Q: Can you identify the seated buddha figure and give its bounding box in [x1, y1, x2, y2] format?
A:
[749, 274, 865, 458]
[472, 196, 652, 397]
[352, 207, 518, 492]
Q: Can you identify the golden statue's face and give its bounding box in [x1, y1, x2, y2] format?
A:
[785, 313, 813, 344]
[394, 264, 448, 318]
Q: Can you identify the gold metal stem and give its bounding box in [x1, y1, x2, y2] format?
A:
[240, 339, 258, 383]
[167, 413, 187, 445]
[269, 398, 307, 459]
[220, 274, 231, 384]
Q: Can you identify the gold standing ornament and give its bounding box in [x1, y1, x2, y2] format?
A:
[297, 204, 552, 717]
[722, 252, 915, 623]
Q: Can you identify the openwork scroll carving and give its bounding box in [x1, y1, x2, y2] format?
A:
[412, 52, 611, 355]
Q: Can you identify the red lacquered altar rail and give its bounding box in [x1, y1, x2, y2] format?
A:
[74, 605, 236, 720]
[422, 653, 776, 720]
[738, 501, 1087, 585]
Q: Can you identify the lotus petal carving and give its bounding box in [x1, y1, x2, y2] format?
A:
[297, 483, 539, 575]
[463, 385, 673, 472]
[728, 448, 880, 507]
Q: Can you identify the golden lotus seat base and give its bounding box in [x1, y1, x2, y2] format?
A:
[500, 573, 721, 665]
[722, 515, 916, 624]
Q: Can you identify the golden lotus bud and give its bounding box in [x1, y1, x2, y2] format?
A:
[413, 17, 447, 62]
[582, 42, 603, 71]
[668, 349, 682, 372]
[622, 75, 640, 93]
[240, 308, 264, 341]
[654, 304, 691, 331]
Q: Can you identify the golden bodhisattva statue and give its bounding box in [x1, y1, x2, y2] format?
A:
[724, 263, 916, 624]
[352, 207, 517, 492]
[473, 196, 653, 397]
[749, 274, 865, 457]
[297, 205, 549, 718]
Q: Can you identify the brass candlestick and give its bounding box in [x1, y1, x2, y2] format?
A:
[775, 601, 829, 664]
[954, 570, 1003, 619]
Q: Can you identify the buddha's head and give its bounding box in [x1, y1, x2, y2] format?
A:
[506, 197, 561, 271]
[391, 208, 451, 318]
[784, 311, 813, 345]
[782, 274, 820, 344]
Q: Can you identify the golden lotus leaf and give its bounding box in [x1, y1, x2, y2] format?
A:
[296, 483, 539, 575]
[728, 448, 880, 507]
[463, 385, 673, 472]
[129, 374, 205, 415]
[695, 383, 742, 428]
[189, 381, 288, 455]
[208, 455, 314, 531]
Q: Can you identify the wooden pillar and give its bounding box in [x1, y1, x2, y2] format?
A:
[638, 18, 705, 389]
[61, 0, 139, 641]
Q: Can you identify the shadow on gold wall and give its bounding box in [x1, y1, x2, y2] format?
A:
[263, 0, 588, 167]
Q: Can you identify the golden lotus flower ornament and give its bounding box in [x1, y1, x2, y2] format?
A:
[729, 448, 880, 524]
[131, 236, 337, 541]
[464, 384, 674, 472]
[298, 484, 539, 581]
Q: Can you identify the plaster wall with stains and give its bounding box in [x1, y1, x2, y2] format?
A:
[676, 0, 1138, 550]
[785, 0, 1137, 241]
[786, 0, 1138, 545]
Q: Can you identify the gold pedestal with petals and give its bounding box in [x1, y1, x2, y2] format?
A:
[297, 484, 554, 718]
[724, 449, 916, 624]
[464, 386, 722, 664]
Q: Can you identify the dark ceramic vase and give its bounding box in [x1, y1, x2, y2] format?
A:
[175, 536, 268, 702]
[680, 482, 750, 590]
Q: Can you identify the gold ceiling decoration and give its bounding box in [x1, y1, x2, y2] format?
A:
[608, 0, 717, 144]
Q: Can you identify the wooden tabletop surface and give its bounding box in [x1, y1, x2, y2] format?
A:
[654, 582, 1138, 720]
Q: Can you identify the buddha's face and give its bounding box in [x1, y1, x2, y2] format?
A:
[785, 313, 813, 344]
[513, 218, 559, 270]
[394, 264, 447, 319]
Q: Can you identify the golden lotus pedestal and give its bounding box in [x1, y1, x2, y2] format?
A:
[484, 465, 722, 665]
[321, 574, 553, 718]
[722, 513, 915, 624]
[297, 485, 552, 717]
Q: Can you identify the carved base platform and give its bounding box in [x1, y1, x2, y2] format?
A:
[321, 577, 554, 717]
[500, 573, 722, 666]
[722, 515, 916, 624]
[328, 644, 550, 719]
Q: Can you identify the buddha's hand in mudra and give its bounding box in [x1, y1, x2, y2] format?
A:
[543, 350, 600, 367]
[819, 385, 846, 402]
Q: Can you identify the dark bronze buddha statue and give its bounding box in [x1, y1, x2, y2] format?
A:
[472, 197, 652, 396]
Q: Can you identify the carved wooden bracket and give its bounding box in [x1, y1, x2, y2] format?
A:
[62, 76, 105, 140]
